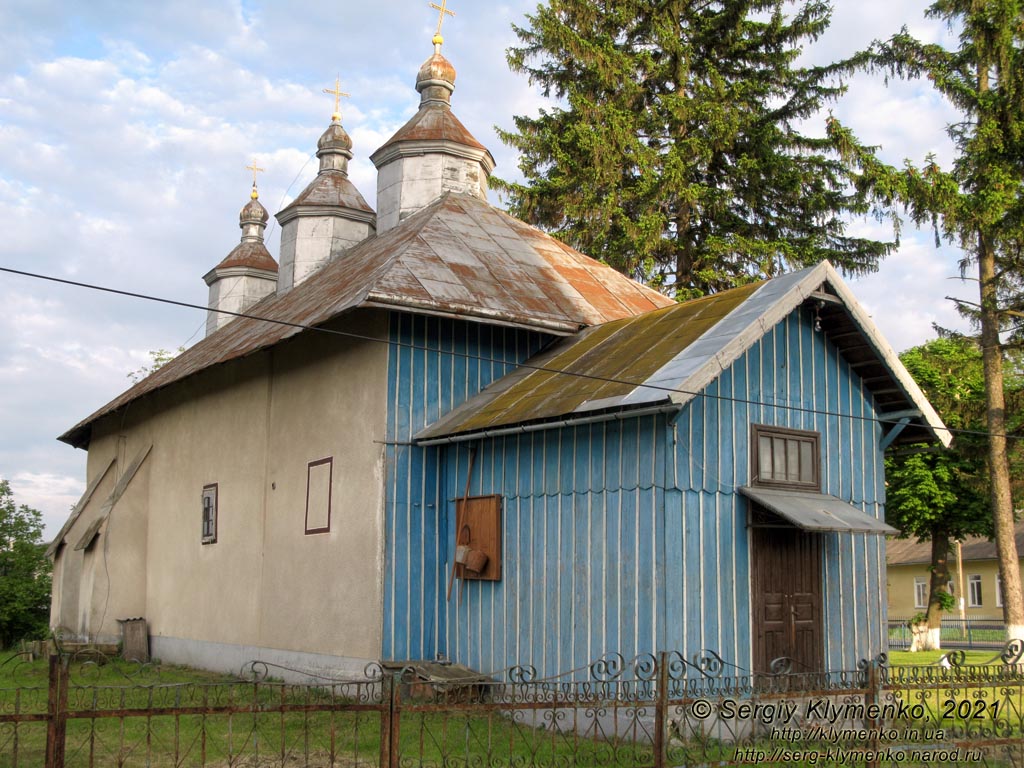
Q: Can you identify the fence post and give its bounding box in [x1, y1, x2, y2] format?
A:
[379, 672, 400, 768]
[653, 651, 668, 768]
[44, 654, 67, 768]
[865, 660, 880, 768]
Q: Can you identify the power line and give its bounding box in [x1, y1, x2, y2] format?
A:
[1, 264, 1017, 442]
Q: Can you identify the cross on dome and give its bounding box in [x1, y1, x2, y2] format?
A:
[322, 76, 350, 123]
[246, 159, 265, 199]
[430, 0, 455, 46]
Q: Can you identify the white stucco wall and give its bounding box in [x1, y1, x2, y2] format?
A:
[277, 216, 374, 292]
[57, 309, 389, 672]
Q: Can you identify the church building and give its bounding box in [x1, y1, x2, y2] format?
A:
[47, 17, 948, 679]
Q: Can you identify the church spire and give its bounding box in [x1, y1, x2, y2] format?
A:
[275, 75, 376, 293]
[203, 170, 279, 337]
[370, 4, 494, 232]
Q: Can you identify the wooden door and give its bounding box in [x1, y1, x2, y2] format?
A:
[751, 526, 823, 673]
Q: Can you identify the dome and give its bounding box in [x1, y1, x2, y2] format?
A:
[318, 121, 354, 154]
[417, 51, 457, 90]
[240, 196, 269, 225]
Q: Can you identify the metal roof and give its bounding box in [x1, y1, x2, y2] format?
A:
[277, 170, 375, 217]
[416, 262, 951, 447]
[887, 522, 1024, 565]
[59, 192, 671, 449]
[373, 103, 488, 155]
[740, 486, 897, 535]
[212, 241, 279, 273]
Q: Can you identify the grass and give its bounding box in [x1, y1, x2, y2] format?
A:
[888, 649, 1005, 666]
[0, 652, 655, 767]
[3, 650, 1024, 767]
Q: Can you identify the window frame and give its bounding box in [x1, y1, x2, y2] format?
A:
[996, 573, 1004, 608]
[968, 574, 983, 607]
[914, 577, 928, 609]
[304, 457, 333, 535]
[201, 484, 218, 544]
[750, 425, 821, 490]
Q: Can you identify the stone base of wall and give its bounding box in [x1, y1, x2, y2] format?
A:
[150, 635, 377, 683]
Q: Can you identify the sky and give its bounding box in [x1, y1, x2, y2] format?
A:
[0, 1, 973, 537]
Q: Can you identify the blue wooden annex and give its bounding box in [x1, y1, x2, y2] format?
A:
[382, 262, 948, 677]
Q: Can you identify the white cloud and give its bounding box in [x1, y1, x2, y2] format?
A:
[8, 472, 84, 535]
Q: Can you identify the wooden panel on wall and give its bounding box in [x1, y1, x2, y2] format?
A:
[456, 495, 501, 581]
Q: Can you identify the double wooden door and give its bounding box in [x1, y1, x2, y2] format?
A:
[751, 526, 823, 673]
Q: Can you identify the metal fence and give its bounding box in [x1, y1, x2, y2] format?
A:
[888, 616, 1008, 650]
[4, 646, 1024, 767]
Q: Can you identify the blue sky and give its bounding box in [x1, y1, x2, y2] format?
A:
[0, 1, 973, 534]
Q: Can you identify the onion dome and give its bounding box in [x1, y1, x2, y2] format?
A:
[416, 43, 456, 107]
[317, 119, 354, 175]
[240, 192, 270, 227]
[217, 184, 277, 271]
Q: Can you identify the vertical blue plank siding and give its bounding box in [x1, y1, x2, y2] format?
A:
[385, 305, 890, 676]
[383, 313, 550, 661]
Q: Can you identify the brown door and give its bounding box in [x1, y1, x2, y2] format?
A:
[751, 526, 823, 673]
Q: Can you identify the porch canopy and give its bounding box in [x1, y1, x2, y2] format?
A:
[739, 486, 897, 535]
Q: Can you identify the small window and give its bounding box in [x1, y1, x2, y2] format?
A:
[305, 457, 333, 535]
[914, 578, 928, 609]
[202, 484, 218, 544]
[968, 574, 983, 607]
[997, 574, 1004, 608]
[751, 425, 820, 489]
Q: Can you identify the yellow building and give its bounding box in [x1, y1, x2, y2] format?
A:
[886, 523, 1024, 620]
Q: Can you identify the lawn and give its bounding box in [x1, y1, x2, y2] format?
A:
[3, 650, 1023, 767]
[888, 649, 1005, 666]
[0, 651, 655, 767]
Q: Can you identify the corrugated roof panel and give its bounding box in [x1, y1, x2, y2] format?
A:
[416, 282, 769, 439]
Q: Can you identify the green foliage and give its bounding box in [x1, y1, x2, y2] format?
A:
[0, 480, 52, 648]
[127, 346, 184, 385]
[934, 588, 957, 613]
[885, 337, 991, 541]
[497, 0, 893, 298]
[828, 0, 1024, 338]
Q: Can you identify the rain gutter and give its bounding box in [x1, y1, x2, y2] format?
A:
[416, 403, 682, 446]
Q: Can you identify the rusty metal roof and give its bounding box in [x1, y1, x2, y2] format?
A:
[417, 282, 760, 439]
[59, 192, 672, 449]
[278, 170, 374, 215]
[214, 241, 279, 273]
[416, 263, 951, 447]
[374, 104, 487, 154]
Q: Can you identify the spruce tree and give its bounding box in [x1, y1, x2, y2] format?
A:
[498, 0, 892, 298]
[830, 0, 1024, 639]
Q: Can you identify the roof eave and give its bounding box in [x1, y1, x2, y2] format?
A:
[663, 262, 951, 448]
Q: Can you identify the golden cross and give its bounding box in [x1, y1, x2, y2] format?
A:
[430, 0, 455, 43]
[322, 75, 350, 122]
[246, 159, 265, 198]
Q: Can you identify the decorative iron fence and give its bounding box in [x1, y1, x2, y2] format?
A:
[3, 645, 1024, 766]
[888, 616, 1008, 650]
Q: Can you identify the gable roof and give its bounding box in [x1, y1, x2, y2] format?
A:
[416, 262, 950, 446]
[59, 192, 671, 449]
[887, 521, 1024, 565]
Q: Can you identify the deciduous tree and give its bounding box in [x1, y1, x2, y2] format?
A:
[886, 338, 993, 649]
[0, 480, 51, 648]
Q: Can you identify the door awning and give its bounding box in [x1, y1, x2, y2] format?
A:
[739, 486, 897, 535]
